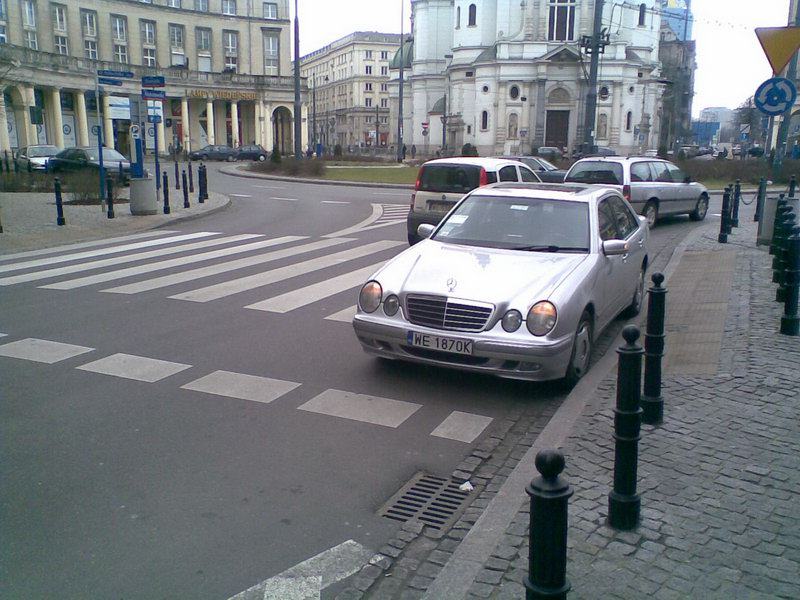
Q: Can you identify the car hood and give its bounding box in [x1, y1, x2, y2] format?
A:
[377, 241, 588, 305]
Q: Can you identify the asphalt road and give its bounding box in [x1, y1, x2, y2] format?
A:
[1, 163, 716, 599]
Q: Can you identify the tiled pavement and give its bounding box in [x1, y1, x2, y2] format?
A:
[336, 206, 800, 599]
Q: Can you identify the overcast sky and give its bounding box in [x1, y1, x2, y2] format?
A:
[293, 0, 791, 116]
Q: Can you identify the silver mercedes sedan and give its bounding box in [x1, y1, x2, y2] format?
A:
[352, 183, 649, 384]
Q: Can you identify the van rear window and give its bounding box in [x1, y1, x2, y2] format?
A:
[566, 161, 624, 185]
[419, 164, 482, 193]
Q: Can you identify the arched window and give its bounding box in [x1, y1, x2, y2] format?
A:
[481, 110, 489, 130]
[625, 111, 633, 131]
[468, 4, 477, 27]
[456, 6, 460, 29]
[638, 3, 646, 27]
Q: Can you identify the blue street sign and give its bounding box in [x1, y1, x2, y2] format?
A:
[141, 76, 166, 88]
[97, 69, 135, 79]
[142, 89, 166, 100]
[754, 77, 797, 116]
[98, 77, 123, 86]
[147, 114, 162, 124]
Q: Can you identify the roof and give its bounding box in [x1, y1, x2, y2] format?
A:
[474, 45, 497, 63]
[430, 95, 446, 114]
[573, 156, 668, 164]
[389, 38, 413, 69]
[472, 183, 606, 203]
[420, 157, 530, 170]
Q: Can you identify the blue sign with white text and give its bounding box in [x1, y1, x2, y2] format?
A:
[142, 89, 166, 100]
[141, 76, 166, 88]
[97, 69, 134, 79]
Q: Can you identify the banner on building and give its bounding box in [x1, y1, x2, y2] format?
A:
[107, 96, 131, 120]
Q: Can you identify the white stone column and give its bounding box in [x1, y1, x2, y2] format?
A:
[50, 88, 65, 148]
[263, 103, 273, 150]
[206, 98, 215, 145]
[24, 86, 37, 146]
[0, 92, 11, 152]
[254, 101, 262, 146]
[610, 82, 622, 146]
[102, 94, 114, 149]
[181, 96, 191, 152]
[75, 91, 90, 146]
[231, 101, 240, 147]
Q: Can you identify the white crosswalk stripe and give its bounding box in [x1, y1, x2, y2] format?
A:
[324, 305, 357, 323]
[0, 338, 95, 364]
[77, 353, 192, 382]
[181, 370, 300, 404]
[0, 230, 178, 262]
[298, 389, 422, 428]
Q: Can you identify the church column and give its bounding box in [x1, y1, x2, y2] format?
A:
[24, 86, 37, 146]
[181, 96, 191, 152]
[231, 101, 240, 147]
[610, 81, 622, 146]
[206, 98, 215, 145]
[75, 91, 90, 146]
[50, 88, 65, 149]
[0, 93, 11, 152]
[533, 79, 546, 147]
[521, 83, 531, 153]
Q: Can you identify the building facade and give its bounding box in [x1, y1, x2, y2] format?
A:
[0, 0, 307, 156]
[300, 31, 401, 150]
[389, 0, 667, 157]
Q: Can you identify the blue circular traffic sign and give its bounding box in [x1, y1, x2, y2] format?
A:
[755, 77, 797, 116]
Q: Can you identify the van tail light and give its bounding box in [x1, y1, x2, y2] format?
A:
[415, 169, 423, 191]
[479, 167, 488, 187]
[622, 184, 631, 202]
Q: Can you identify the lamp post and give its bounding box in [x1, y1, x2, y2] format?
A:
[397, 0, 405, 162]
[293, 0, 302, 159]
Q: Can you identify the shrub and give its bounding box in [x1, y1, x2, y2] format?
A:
[461, 143, 479, 157]
[0, 171, 54, 193]
[333, 144, 343, 158]
[270, 146, 281, 164]
[678, 158, 800, 185]
[248, 157, 326, 177]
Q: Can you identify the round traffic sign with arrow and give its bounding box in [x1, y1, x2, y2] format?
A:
[754, 77, 797, 116]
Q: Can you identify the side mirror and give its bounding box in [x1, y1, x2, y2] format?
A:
[602, 239, 629, 256]
[417, 224, 435, 239]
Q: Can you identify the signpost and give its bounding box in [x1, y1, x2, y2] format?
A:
[98, 77, 123, 87]
[142, 89, 166, 100]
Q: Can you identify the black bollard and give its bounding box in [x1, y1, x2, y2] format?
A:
[718, 187, 731, 243]
[755, 177, 767, 222]
[27, 158, 32, 173]
[54, 177, 66, 226]
[772, 209, 794, 282]
[732, 179, 741, 228]
[106, 174, 115, 219]
[608, 325, 644, 531]
[13, 151, 19, 172]
[524, 449, 573, 600]
[174, 160, 180, 190]
[199, 163, 207, 202]
[790, 175, 797, 199]
[776, 223, 799, 303]
[3, 150, 8, 172]
[641, 273, 666, 426]
[188, 160, 194, 193]
[781, 231, 800, 336]
[162, 171, 170, 214]
[182, 170, 189, 208]
[770, 195, 789, 257]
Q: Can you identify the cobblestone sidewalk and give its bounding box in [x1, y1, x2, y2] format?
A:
[335, 207, 799, 599]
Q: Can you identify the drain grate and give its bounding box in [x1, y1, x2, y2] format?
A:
[378, 472, 475, 530]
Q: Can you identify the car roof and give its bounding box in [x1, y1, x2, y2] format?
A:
[572, 156, 668, 164]
[420, 157, 529, 170]
[471, 182, 619, 203]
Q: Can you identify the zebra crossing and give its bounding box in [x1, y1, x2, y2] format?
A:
[0, 229, 407, 320]
[0, 336, 494, 444]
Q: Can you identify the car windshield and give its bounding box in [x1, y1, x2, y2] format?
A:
[537, 158, 558, 171]
[432, 195, 590, 252]
[566, 161, 624, 185]
[28, 146, 58, 157]
[86, 148, 127, 161]
[418, 164, 482, 194]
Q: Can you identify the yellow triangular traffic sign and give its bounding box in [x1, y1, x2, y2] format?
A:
[755, 26, 800, 75]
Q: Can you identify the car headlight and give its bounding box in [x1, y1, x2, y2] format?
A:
[501, 309, 523, 332]
[526, 301, 557, 336]
[358, 281, 382, 313]
[383, 294, 400, 316]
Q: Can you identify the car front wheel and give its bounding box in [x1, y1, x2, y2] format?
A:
[258, 154, 266, 161]
[643, 201, 658, 229]
[690, 194, 709, 221]
[623, 267, 646, 317]
[564, 311, 593, 387]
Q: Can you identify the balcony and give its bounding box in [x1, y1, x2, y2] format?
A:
[0, 44, 301, 91]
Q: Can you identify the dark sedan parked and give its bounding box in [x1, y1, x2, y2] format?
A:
[500, 155, 567, 183]
[188, 145, 237, 161]
[236, 144, 269, 161]
[48, 147, 131, 181]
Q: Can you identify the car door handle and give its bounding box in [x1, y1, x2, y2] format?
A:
[637, 239, 645, 248]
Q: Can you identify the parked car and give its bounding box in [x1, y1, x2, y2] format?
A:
[499, 155, 567, 183]
[572, 146, 618, 160]
[188, 144, 237, 161]
[406, 157, 542, 245]
[354, 182, 649, 385]
[48, 147, 131, 182]
[564, 156, 709, 228]
[14, 145, 60, 171]
[535, 146, 563, 161]
[236, 144, 269, 161]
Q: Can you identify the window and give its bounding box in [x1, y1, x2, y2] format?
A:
[225, 55, 237, 71]
[499, 166, 517, 182]
[364, 83, 372, 91]
[365, 65, 372, 75]
[598, 201, 618, 241]
[365, 98, 372, 107]
[608, 197, 638, 238]
[365, 116, 372, 124]
[468, 4, 477, 26]
[54, 35, 68, 55]
[630, 162, 651, 182]
[82, 11, 97, 37]
[381, 98, 388, 108]
[195, 0, 208, 11]
[380, 116, 388, 124]
[223, 30, 238, 54]
[0, 25, 6, 45]
[625, 111, 633, 131]
[22, 0, 35, 27]
[263, 2, 277, 18]
[365, 50, 372, 59]
[456, 6, 460, 28]
[548, 0, 576, 42]
[143, 47, 157, 67]
[141, 21, 156, 45]
[380, 50, 388, 60]
[666, 163, 686, 183]
[380, 83, 388, 92]
[509, 85, 520, 100]
[24, 30, 37, 49]
[84, 39, 97, 59]
[650, 161, 671, 183]
[520, 167, 538, 183]
[481, 110, 488, 130]
[381, 66, 388, 76]
[112, 16, 127, 42]
[263, 32, 278, 75]
[114, 44, 128, 63]
[53, 5, 67, 32]
[169, 24, 184, 49]
[599, 86, 609, 101]
[222, 0, 236, 15]
[168, 0, 181, 7]
[0, 0, 5, 20]
[638, 3, 646, 27]
[196, 27, 211, 51]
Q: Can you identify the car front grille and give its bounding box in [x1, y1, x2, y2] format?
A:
[405, 295, 493, 332]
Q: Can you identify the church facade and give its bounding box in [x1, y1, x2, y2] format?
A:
[391, 0, 667, 157]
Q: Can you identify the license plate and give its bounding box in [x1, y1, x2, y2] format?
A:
[407, 331, 473, 355]
[428, 201, 454, 213]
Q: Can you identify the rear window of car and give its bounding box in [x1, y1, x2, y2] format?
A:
[418, 164, 483, 193]
[566, 161, 624, 185]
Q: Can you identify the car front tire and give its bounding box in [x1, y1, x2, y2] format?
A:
[564, 311, 593, 388]
[623, 267, 646, 318]
[258, 154, 266, 161]
[643, 201, 658, 229]
[690, 194, 709, 221]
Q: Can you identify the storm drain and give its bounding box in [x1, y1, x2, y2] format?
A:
[378, 472, 475, 530]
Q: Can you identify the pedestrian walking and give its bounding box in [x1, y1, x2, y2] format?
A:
[411, 144, 417, 159]
[402, 144, 407, 160]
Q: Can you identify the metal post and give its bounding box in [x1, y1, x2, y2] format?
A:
[755, 177, 767, 222]
[174, 160, 180, 190]
[781, 231, 800, 335]
[582, 0, 605, 155]
[182, 170, 189, 208]
[524, 450, 573, 600]
[641, 273, 666, 425]
[718, 187, 731, 243]
[770, 195, 788, 256]
[732, 179, 741, 228]
[95, 76, 106, 202]
[293, 0, 302, 159]
[199, 164, 207, 202]
[188, 160, 194, 193]
[608, 325, 644, 530]
[2, 150, 7, 172]
[772, 207, 793, 280]
[118, 160, 123, 184]
[54, 177, 65, 226]
[397, 0, 405, 162]
[790, 175, 797, 199]
[162, 171, 170, 214]
[106, 174, 115, 219]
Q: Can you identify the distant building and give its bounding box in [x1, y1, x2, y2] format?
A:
[698, 107, 734, 128]
[300, 32, 401, 150]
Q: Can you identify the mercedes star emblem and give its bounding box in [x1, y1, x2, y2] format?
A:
[447, 277, 457, 292]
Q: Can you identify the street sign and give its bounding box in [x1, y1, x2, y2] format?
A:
[130, 124, 141, 140]
[97, 69, 134, 79]
[421, 129, 429, 137]
[142, 89, 166, 100]
[755, 27, 800, 75]
[754, 77, 797, 116]
[141, 75, 166, 88]
[147, 114, 162, 124]
[98, 77, 123, 86]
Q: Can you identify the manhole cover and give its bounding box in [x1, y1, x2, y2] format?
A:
[378, 472, 475, 530]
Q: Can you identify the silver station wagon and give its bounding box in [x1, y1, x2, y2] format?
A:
[353, 183, 649, 384]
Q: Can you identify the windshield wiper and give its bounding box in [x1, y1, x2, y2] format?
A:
[512, 245, 588, 253]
